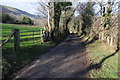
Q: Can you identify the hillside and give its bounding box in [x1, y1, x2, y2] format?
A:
[0, 5, 39, 19]
[0, 5, 47, 26]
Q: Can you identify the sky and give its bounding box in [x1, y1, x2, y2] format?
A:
[0, 0, 95, 15]
[0, 0, 39, 15]
[0, 0, 119, 15]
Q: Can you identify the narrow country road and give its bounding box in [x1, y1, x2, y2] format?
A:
[16, 34, 90, 78]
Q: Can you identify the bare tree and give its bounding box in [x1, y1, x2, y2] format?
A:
[37, 1, 53, 32]
[37, 2, 48, 18]
[37, 1, 55, 40]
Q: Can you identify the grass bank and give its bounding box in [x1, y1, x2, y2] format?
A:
[83, 36, 119, 78]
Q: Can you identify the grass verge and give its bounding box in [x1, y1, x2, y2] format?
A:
[84, 36, 119, 78]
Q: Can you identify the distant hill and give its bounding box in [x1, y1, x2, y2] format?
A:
[0, 5, 47, 26]
[0, 5, 39, 19]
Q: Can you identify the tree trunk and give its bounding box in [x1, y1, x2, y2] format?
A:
[47, 2, 51, 40]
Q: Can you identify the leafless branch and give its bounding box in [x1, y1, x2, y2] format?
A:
[37, 2, 48, 18]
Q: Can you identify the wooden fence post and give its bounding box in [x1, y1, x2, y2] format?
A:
[33, 31, 34, 44]
[42, 30, 44, 34]
[41, 30, 44, 42]
[13, 29, 20, 51]
[110, 36, 113, 46]
[107, 36, 110, 45]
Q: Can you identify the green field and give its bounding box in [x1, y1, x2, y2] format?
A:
[2, 24, 54, 78]
[2, 24, 43, 47]
[82, 36, 119, 78]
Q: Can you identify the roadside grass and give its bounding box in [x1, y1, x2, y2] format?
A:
[2, 23, 54, 78]
[83, 36, 118, 78]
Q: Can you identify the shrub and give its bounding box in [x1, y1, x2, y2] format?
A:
[2, 13, 10, 23]
[22, 17, 34, 25]
[14, 20, 21, 24]
[2, 13, 15, 23]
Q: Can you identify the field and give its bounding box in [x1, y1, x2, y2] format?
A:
[2, 24, 54, 78]
[82, 36, 119, 78]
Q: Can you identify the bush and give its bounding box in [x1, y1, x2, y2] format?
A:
[14, 20, 21, 24]
[22, 17, 34, 25]
[13, 17, 34, 25]
[2, 13, 11, 23]
[1, 13, 34, 25]
[2, 13, 15, 23]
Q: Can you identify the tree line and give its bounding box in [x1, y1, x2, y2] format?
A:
[1, 13, 34, 25]
[37, 1, 74, 43]
[71, 0, 119, 51]
[37, 0, 119, 50]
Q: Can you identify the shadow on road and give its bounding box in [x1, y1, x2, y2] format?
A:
[15, 34, 119, 78]
[16, 34, 89, 78]
[67, 45, 119, 78]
